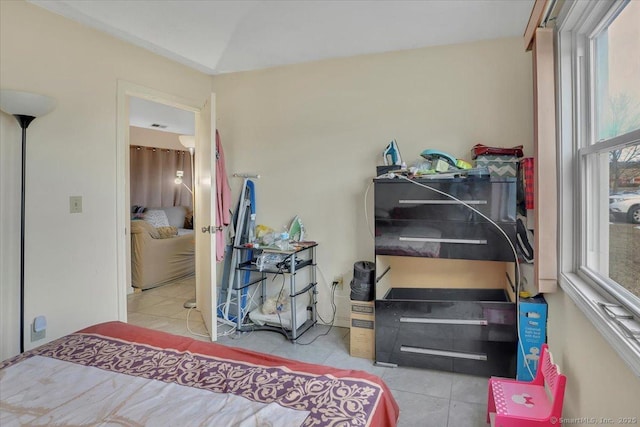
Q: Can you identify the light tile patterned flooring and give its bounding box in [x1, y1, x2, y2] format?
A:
[127, 278, 489, 427]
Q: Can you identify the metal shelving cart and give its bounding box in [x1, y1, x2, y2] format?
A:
[232, 242, 318, 341]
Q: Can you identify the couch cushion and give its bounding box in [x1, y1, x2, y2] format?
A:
[145, 209, 170, 228]
[146, 206, 187, 228]
[131, 220, 160, 238]
[162, 206, 188, 228]
[155, 226, 178, 239]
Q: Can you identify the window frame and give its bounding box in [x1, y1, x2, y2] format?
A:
[556, 0, 640, 376]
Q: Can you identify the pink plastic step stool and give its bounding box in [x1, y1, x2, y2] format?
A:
[487, 344, 566, 426]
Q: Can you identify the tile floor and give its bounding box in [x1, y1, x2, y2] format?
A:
[127, 277, 489, 427]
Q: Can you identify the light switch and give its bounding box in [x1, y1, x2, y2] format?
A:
[70, 196, 82, 213]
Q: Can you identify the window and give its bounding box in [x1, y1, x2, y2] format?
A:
[557, 0, 640, 373]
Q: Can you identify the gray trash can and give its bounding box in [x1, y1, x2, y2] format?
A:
[350, 261, 375, 301]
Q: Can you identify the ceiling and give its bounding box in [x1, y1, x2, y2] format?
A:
[29, 0, 534, 134]
[30, 0, 534, 76]
[129, 97, 195, 136]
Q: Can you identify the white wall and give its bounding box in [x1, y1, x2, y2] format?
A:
[0, 0, 212, 360]
[212, 37, 534, 324]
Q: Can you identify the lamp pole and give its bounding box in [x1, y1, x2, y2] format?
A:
[188, 146, 195, 210]
[178, 136, 196, 310]
[1, 90, 56, 354]
[17, 115, 35, 353]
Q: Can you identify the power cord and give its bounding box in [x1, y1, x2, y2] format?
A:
[187, 283, 260, 339]
[364, 173, 393, 239]
[314, 265, 339, 324]
[295, 280, 338, 346]
[186, 307, 211, 338]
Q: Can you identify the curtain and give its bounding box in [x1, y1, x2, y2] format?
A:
[130, 146, 193, 209]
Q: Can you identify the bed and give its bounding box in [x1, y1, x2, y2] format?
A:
[0, 322, 399, 426]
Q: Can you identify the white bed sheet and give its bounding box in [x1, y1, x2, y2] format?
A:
[0, 355, 309, 427]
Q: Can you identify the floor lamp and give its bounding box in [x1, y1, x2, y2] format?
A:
[0, 90, 57, 353]
[178, 135, 196, 309]
[178, 135, 196, 208]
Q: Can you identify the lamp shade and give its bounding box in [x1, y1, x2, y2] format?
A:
[178, 135, 195, 149]
[0, 90, 57, 118]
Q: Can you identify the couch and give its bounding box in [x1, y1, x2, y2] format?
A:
[131, 206, 195, 290]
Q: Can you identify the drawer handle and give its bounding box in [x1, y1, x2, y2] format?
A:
[400, 346, 488, 361]
[399, 199, 488, 205]
[400, 317, 488, 326]
[399, 237, 488, 245]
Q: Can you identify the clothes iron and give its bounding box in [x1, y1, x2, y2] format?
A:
[420, 149, 458, 168]
[383, 139, 403, 166]
[420, 149, 459, 172]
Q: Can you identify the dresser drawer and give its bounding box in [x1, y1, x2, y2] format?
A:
[375, 298, 516, 342]
[375, 288, 516, 377]
[375, 220, 516, 261]
[375, 338, 517, 377]
[374, 178, 516, 223]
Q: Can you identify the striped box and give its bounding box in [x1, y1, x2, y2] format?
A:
[475, 155, 519, 178]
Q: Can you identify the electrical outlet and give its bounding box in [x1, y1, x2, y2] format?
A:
[31, 328, 45, 341]
[333, 275, 344, 290]
[31, 315, 47, 342]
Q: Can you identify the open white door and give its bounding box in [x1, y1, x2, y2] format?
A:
[195, 94, 217, 340]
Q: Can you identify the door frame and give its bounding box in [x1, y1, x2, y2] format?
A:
[115, 80, 202, 322]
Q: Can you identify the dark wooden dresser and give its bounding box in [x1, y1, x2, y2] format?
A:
[374, 176, 517, 261]
[374, 176, 518, 377]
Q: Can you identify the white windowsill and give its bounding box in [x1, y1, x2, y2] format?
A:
[559, 272, 640, 377]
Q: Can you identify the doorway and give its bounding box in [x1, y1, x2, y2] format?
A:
[126, 96, 205, 336]
[115, 81, 217, 341]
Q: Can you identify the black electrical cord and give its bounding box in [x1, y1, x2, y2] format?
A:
[314, 281, 335, 325]
[295, 281, 338, 346]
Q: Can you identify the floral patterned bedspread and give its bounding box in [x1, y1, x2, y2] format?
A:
[0, 322, 399, 427]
